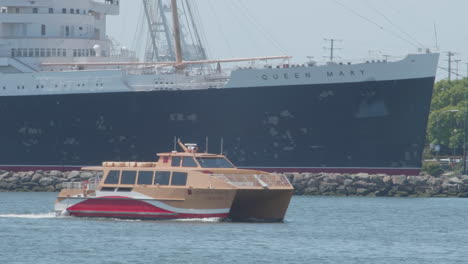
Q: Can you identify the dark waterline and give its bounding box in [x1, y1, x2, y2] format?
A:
[0, 193, 467, 264]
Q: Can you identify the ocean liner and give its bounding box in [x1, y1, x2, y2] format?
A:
[0, 0, 439, 175]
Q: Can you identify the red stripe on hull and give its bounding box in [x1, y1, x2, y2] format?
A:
[70, 212, 228, 219]
[67, 197, 228, 220]
[68, 197, 174, 214]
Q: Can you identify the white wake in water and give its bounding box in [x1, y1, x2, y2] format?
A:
[173, 217, 223, 222]
[0, 212, 56, 219]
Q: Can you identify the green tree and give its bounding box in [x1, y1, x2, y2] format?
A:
[427, 79, 468, 156]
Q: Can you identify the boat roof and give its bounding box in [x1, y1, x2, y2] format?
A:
[157, 151, 225, 158]
[156, 140, 228, 158]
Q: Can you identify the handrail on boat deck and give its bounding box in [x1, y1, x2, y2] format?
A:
[62, 180, 100, 191]
[211, 173, 291, 188]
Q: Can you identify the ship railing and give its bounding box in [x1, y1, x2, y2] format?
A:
[62, 180, 100, 191]
[211, 174, 292, 188]
[130, 81, 228, 91]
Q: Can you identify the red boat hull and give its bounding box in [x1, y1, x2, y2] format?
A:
[62, 197, 229, 220]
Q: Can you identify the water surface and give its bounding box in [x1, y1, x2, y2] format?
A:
[0, 193, 467, 263]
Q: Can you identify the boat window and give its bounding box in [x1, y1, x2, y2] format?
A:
[116, 188, 132, 192]
[196, 157, 234, 168]
[104, 170, 120, 184]
[155, 171, 171, 185]
[171, 156, 181, 167]
[182, 157, 198, 167]
[171, 172, 187, 186]
[121, 171, 137, 185]
[138, 171, 154, 185]
[100, 187, 115, 192]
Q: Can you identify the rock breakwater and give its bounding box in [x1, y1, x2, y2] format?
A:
[0, 170, 101, 192]
[2, 170, 468, 197]
[285, 172, 468, 197]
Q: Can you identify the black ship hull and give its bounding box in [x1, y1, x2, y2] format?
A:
[0, 77, 435, 175]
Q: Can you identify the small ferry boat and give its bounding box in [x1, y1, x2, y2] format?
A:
[55, 141, 294, 222]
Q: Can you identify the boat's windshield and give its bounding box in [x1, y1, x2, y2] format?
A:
[196, 157, 234, 168]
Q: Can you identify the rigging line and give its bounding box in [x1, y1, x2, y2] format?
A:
[223, 1, 263, 55]
[206, 0, 233, 58]
[433, 21, 439, 50]
[189, 1, 211, 69]
[137, 3, 148, 60]
[142, 0, 155, 61]
[132, 3, 144, 52]
[186, 0, 207, 59]
[181, 0, 198, 57]
[236, 0, 288, 55]
[332, 0, 420, 49]
[363, 0, 425, 48]
[190, 0, 211, 59]
[233, 0, 282, 54]
[181, 0, 195, 44]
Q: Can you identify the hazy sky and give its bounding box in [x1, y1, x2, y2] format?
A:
[107, 0, 467, 80]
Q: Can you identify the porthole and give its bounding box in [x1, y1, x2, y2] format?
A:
[41, 85, 44, 88]
[36, 85, 39, 89]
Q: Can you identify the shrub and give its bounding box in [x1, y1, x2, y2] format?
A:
[421, 161, 443, 177]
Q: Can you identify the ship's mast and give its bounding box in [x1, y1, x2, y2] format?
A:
[171, 0, 184, 66]
[142, 0, 175, 62]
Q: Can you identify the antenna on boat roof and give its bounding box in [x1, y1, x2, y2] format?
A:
[220, 137, 224, 154]
[205, 136, 208, 153]
[173, 136, 177, 151]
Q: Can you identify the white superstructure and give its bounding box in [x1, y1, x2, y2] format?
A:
[0, 0, 129, 69]
[0, 0, 439, 97]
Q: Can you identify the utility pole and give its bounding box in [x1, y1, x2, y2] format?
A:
[455, 59, 462, 80]
[324, 38, 342, 62]
[446, 52, 456, 81]
[463, 84, 468, 175]
[466, 63, 468, 79]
